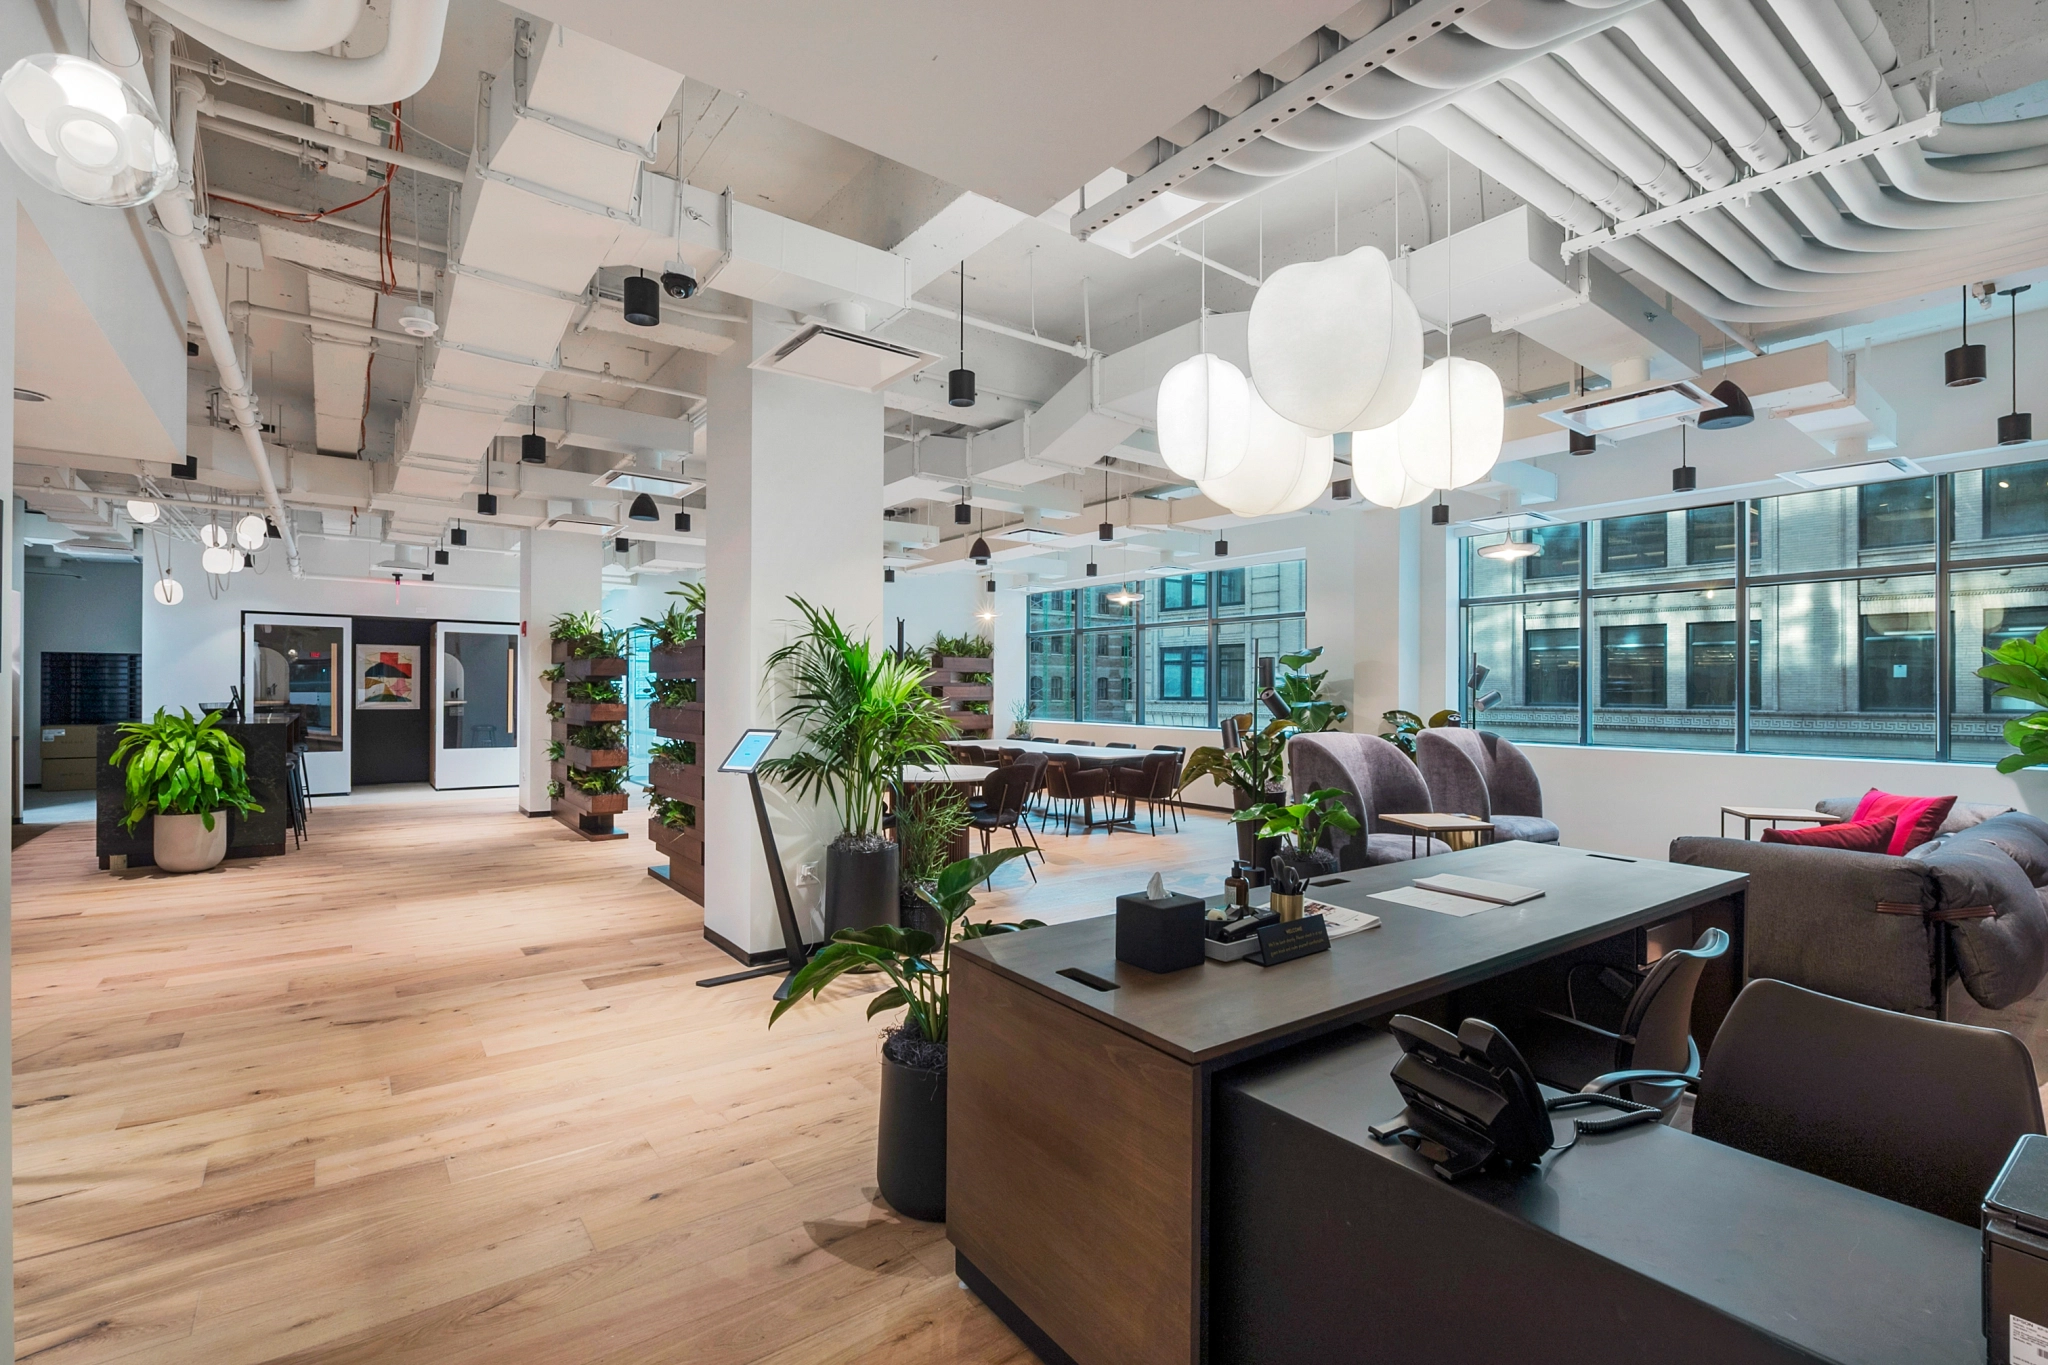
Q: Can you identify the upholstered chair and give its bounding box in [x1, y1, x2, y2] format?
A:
[1284, 733, 1450, 868]
[1415, 728, 1559, 844]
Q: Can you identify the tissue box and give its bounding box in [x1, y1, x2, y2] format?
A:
[1115, 889, 1208, 974]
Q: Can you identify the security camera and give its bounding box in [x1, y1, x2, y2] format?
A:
[661, 270, 698, 300]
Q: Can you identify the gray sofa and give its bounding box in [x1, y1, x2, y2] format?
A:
[1415, 728, 1559, 844]
[1285, 733, 1450, 868]
[1671, 805, 2048, 1018]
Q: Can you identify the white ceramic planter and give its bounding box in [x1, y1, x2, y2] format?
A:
[154, 811, 227, 873]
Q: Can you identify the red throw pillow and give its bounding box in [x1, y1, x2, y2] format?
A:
[1761, 815, 1896, 851]
[1849, 789, 1958, 855]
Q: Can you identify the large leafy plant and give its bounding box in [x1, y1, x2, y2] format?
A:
[1273, 646, 1348, 733]
[1378, 708, 1464, 760]
[1979, 628, 2048, 773]
[1234, 787, 1361, 855]
[1179, 713, 1293, 801]
[549, 610, 626, 659]
[637, 598, 699, 649]
[756, 597, 955, 843]
[110, 708, 264, 831]
[769, 847, 1040, 1044]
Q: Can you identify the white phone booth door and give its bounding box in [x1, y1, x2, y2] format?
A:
[433, 622, 519, 789]
[245, 614, 351, 796]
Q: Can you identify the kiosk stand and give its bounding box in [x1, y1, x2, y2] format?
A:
[696, 729, 813, 1000]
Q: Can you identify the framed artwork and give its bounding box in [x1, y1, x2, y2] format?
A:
[355, 644, 421, 710]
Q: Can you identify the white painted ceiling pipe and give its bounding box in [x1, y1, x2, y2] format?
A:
[139, 0, 360, 53]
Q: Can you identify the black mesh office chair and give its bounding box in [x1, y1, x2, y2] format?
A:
[1510, 928, 1728, 1117]
[1589, 978, 2045, 1224]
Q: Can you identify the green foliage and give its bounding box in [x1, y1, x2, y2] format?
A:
[756, 597, 956, 841]
[109, 708, 264, 832]
[645, 676, 698, 707]
[651, 738, 698, 767]
[1378, 708, 1463, 760]
[545, 700, 565, 720]
[547, 779, 564, 799]
[564, 678, 622, 704]
[1273, 646, 1348, 733]
[568, 722, 623, 751]
[898, 786, 971, 887]
[566, 765, 624, 794]
[929, 631, 993, 666]
[638, 600, 698, 649]
[770, 847, 1041, 1044]
[1979, 628, 2048, 774]
[1233, 787, 1361, 855]
[650, 795, 697, 829]
[1179, 714, 1293, 800]
[1008, 701, 1032, 740]
[549, 611, 626, 659]
[538, 664, 565, 683]
[668, 581, 706, 619]
[546, 740, 564, 762]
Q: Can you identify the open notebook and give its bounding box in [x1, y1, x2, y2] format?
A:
[1370, 874, 1545, 918]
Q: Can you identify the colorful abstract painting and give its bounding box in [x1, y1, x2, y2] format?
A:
[354, 644, 420, 710]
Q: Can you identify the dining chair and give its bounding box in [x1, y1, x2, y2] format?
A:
[971, 766, 1041, 882]
[1107, 742, 1137, 749]
[1113, 752, 1181, 835]
[1066, 739, 1096, 746]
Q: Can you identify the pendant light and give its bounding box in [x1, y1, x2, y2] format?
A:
[1085, 556, 1098, 577]
[949, 262, 976, 407]
[954, 488, 973, 524]
[1672, 421, 1697, 491]
[0, 54, 176, 209]
[1247, 245, 1422, 434]
[152, 571, 183, 605]
[1099, 468, 1114, 541]
[1697, 380, 1754, 430]
[235, 513, 267, 551]
[968, 509, 990, 566]
[522, 404, 547, 464]
[477, 451, 498, 516]
[1213, 538, 1228, 557]
[884, 567, 896, 583]
[1946, 285, 1988, 387]
[234, 551, 250, 572]
[627, 492, 659, 522]
[199, 522, 228, 549]
[434, 548, 449, 566]
[615, 536, 631, 553]
[1476, 533, 1540, 562]
[1431, 495, 1449, 526]
[1197, 387, 1334, 517]
[1158, 223, 1252, 482]
[1352, 427, 1435, 508]
[449, 521, 467, 547]
[126, 498, 159, 524]
[674, 510, 691, 532]
[1999, 285, 2033, 446]
[201, 545, 234, 575]
[1395, 146, 1501, 491]
[623, 270, 660, 327]
[1569, 430, 1596, 455]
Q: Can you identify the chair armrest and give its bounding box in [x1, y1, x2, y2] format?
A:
[1581, 1069, 1698, 1096]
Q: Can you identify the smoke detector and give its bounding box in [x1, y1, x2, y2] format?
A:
[396, 303, 439, 338]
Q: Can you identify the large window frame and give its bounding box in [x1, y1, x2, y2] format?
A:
[1026, 564, 1306, 728]
[1459, 467, 2048, 763]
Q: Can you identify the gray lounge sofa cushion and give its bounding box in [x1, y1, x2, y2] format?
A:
[1489, 814, 1560, 844]
[1909, 813, 2048, 1010]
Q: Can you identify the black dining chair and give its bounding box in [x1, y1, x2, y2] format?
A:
[1043, 756, 1109, 835]
[1113, 752, 1181, 835]
[971, 766, 1040, 882]
[1587, 978, 2045, 1224]
[1107, 742, 1137, 749]
[1066, 739, 1095, 746]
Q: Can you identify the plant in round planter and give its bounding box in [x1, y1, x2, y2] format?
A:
[770, 845, 1039, 1221]
[1179, 712, 1295, 871]
[1234, 788, 1361, 884]
[110, 708, 264, 873]
[757, 597, 955, 935]
[896, 785, 972, 935]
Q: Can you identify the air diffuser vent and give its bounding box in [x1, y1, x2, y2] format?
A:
[750, 325, 939, 392]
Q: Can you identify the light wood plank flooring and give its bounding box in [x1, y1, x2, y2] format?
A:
[12, 793, 1233, 1364]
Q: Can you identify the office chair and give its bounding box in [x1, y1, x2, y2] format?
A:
[1106, 741, 1137, 749]
[1588, 978, 2045, 1224]
[970, 766, 1040, 883]
[1509, 928, 1728, 1118]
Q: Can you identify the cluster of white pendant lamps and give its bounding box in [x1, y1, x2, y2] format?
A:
[1156, 241, 1504, 520]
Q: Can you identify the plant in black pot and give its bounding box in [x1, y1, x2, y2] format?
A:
[771, 845, 1039, 1222]
[896, 784, 972, 936]
[1234, 788, 1360, 885]
[757, 597, 955, 935]
[1178, 712, 1294, 874]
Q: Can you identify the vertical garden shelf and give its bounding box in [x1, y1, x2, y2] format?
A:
[548, 639, 629, 841]
[646, 633, 705, 901]
[928, 653, 995, 734]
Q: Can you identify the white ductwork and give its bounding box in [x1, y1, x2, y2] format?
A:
[140, 0, 360, 53]
[141, 0, 449, 104]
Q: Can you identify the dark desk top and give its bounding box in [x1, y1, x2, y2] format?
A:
[957, 842, 1746, 1065]
[1224, 1030, 1981, 1365]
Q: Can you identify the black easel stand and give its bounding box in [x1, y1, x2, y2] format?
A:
[696, 769, 813, 999]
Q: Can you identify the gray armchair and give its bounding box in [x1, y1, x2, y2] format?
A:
[1285, 733, 1449, 868]
[1414, 728, 1559, 844]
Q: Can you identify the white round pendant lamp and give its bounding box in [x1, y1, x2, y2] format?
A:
[0, 55, 176, 208]
[126, 498, 159, 524]
[1196, 388, 1334, 518]
[1246, 246, 1423, 435]
[200, 545, 235, 575]
[199, 522, 228, 549]
[234, 513, 267, 551]
[1393, 356, 1505, 491]
[152, 574, 182, 606]
[1157, 353, 1251, 482]
[1350, 428, 1435, 508]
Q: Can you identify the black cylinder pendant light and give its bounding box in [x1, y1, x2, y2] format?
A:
[623, 270, 660, 327]
[2000, 285, 2033, 446]
[884, 567, 895, 583]
[1672, 422, 1697, 492]
[476, 453, 497, 516]
[949, 261, 976, 407]
[1947, 286, 1988, 387]
[628, 492, 659, 522]
[1099, 468, 1114, 541]
[1569, 430, 1596, 455]
[954, 487, 973, 525]
[449, 521, 467, 547]
[434, 548, 449, 566]
[1086, 557, 1098, 577]
[1213, 538, 1228, 557]
[522, 404, 547, 464]
[614, 536, 631, 554]
[674, 510, 691, 533]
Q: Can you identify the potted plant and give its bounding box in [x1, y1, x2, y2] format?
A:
[1234, 788, 1360, 884]
[1980, 627, 2048, 772]
[1179, 712, 1294, 871]
[758, 597, 955, 934]
[1377, 707, 1464, 761]
[1272, 646, 1349, 733]
[770, 845, 1039, 1221]
[110, 708, 264, 872]
[1007, 701, 1031, 741]
[896, 785, 972, 935]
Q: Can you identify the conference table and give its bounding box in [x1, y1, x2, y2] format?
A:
[947, 841, 1749, 1365]
[943, 737, 1156, 770]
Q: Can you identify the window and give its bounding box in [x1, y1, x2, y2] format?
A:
[1524, 524, 1582, 582]
[1601, 625, 1667, 707]
[1685, 503, 1761, 567]
[1525, 628, 1580, 708]
[1027, 562, 1305, 727]
[1859, 478, 1934, 549]
[1984, 461, 2048, 539]
[1686, 621, 1761, 709]
[1600, 515, 1667, 574]
[1859, 612, 1935, 712]
[1984, 606, 2048, 710]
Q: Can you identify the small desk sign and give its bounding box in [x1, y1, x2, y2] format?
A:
[1252, 914, 1329, 966]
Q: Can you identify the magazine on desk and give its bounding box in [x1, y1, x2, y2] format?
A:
[1302, 900, 1380, 939]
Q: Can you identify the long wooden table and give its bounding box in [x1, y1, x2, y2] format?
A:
[947, 842, 1749, 1365]
[945, 738, 1152, 770]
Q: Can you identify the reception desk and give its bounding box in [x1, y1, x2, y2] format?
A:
[947, 843, 1748, 1365]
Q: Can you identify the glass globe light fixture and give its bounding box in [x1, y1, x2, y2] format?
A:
[126, 498, 159, 524]
[1394, 356, 1506, 491]
[152, 573, 182, 606]
[200, 545, 235, 575]
[234, 513, 267, 551]
[1156, 353, 1250, 482]
[0, 55, 176, 208]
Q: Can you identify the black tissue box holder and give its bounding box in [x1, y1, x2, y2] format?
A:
[1116, 889, 1208, 973]
[1985, 1133, 2048, 1363]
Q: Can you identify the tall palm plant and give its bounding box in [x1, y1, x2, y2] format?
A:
[757, 597, 955, 842]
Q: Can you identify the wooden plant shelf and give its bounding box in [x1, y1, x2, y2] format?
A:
[648, 818, 703, 863]
[560, 656, 628, 679]
[566, 745, 628, 770]
[562, 701, 628, 725]
[952, 711, 996, 733]
[927, 652, 995, 738]
[547, 637, 629, 839]
[649, 642, 704, 677]
[649, 757, 703, 801]
[647, 702, 704, 738]
[647, 625, 705, 902]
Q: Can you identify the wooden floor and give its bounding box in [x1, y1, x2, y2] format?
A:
[12, 794, 1234, 1364]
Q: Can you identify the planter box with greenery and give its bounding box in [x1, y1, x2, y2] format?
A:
[642, 586, 707, 901]
[772, 846, 1040, 1222]
[545, 613, 629, 840]
[926, 633, 995, 737]
[110, 708, 265, 873]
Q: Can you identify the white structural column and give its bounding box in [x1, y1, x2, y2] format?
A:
[517, 527, 602, 814]
[704, 302, 883, 961]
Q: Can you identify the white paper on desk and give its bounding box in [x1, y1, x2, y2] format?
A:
[1370, 885, 1498, 917]
[1302, 900, 1380, 939]
[1411, 874, 1544, 906]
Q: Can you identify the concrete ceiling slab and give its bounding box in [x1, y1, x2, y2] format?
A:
[509, 0, 1359, 214]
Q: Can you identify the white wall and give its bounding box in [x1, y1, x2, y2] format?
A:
[882, 571, 983, 657]
[23, 558, 140, 781]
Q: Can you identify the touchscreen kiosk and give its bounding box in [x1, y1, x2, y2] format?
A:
[698, 728, 810, 997]
[720, 728, 778, 774]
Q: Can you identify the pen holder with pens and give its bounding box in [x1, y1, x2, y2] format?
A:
[1269, 859, 1308, 922]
